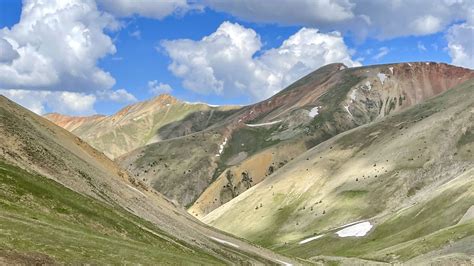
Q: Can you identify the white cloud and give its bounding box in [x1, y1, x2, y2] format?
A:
[0, 0, 118, 92]
[417, 41, 427, 52]
[204, 0, 355, 25]
[204, 0, 473, 39]
[162, 22, 360, 100]
[410, 15, 442, 35]
[447, 22, 474, 68]
[0, 38, 19, 63]
[129, 29, 141, 40]
[0, 89, 96, 115]
[148, 81, 173, 95]
[96, 0, 198, 19]
[97, 88, 137, 103]
[372, 47, 390, 61]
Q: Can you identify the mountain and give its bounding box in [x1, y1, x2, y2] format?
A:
[116, 62, 473, 208]
[0, 95, 294, 264]
[44, 62, 473, 210]
[202, 79, 474, 264]
[45, 94, 239, 159]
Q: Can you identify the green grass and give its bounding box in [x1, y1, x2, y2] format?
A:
[0, 160, 222, 264]
[277, 182, 473, 262]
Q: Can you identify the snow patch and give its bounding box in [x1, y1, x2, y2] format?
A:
[275, 259, 293, 266]
[339, 65, 346, 70]
[209, 236, 239, 248]
[215, 137, 228, 157]
[350, 89, 357, 102]
[246, 120, 282, 127]
[309, 106, 320, 118]
[336, 221, 372, 237]
[377, 73, 387, 85]
[408, 63, 412, 67]
[344, 105, 353, 117]
[299, 234, 324, 244]
[365, 81, 372, 90]
[389, 67, 394, 74]
[127, 184, 146, 197]
[184, 101, 220, 107]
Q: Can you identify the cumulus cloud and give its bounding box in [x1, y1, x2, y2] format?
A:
[162, 21, 360, 100]
[447, 22, 474, 68]
[148, 81, 173, 95]
[0, 38, 19, 63]
[205, 0, 472, 39]
[0, 0, 142, 115]
[0, 89, 97, 115]
[0, 0, 118, 92]
[97, 0, 198, 19]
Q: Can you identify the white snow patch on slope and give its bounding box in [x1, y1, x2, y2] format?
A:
[299, 234, 324, 244]
[215, 137, 228, 157]
[275, 259, 293, 266]
[209, 236, 239, 248]
[309, 106, 320, 118]
[365, 81, 372, 90]
[377, 73, 387, 85]
[246, 120, 282, 127]
[184, 101, 220, 107]
[344, 105, 353, 117]
[336, 221, 372, 237]
[350, 89, 357, 102]
[127, 184, 146, 197]
[339, 65, 346, 70]
[389, 67, 394, 74]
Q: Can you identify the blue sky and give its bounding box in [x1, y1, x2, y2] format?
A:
[0, 0, 471, 115]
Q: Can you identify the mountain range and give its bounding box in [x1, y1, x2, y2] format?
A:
[2, 61, 472, 264]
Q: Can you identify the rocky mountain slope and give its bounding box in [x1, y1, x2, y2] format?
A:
[0, 95, 294, 264]
[203, 79, 474, 264]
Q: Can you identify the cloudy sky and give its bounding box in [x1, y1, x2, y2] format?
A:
[0, 0, 472, 115]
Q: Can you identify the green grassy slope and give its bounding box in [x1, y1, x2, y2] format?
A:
[203, 79, 474, 263]
[0, 161, 221, 264]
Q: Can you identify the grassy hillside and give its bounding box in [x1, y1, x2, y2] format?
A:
[0, 95, 295, 265]
[0, 161, 220, 264]
[203, 79, 474, 263]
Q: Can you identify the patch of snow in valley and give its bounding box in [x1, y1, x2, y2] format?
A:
[209, 236, 239, 248]
[245, 120, 282, 127]
[377, 73, 387, 85]
[309, 106, 320, 118]
[299, 234, 324, 244]
[336, 221, 372, 237]
[339, 65, 346, 70]
[389, 67, 394, 74]
[215, 138, 227, 157]
[408, 63, 412, 67]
